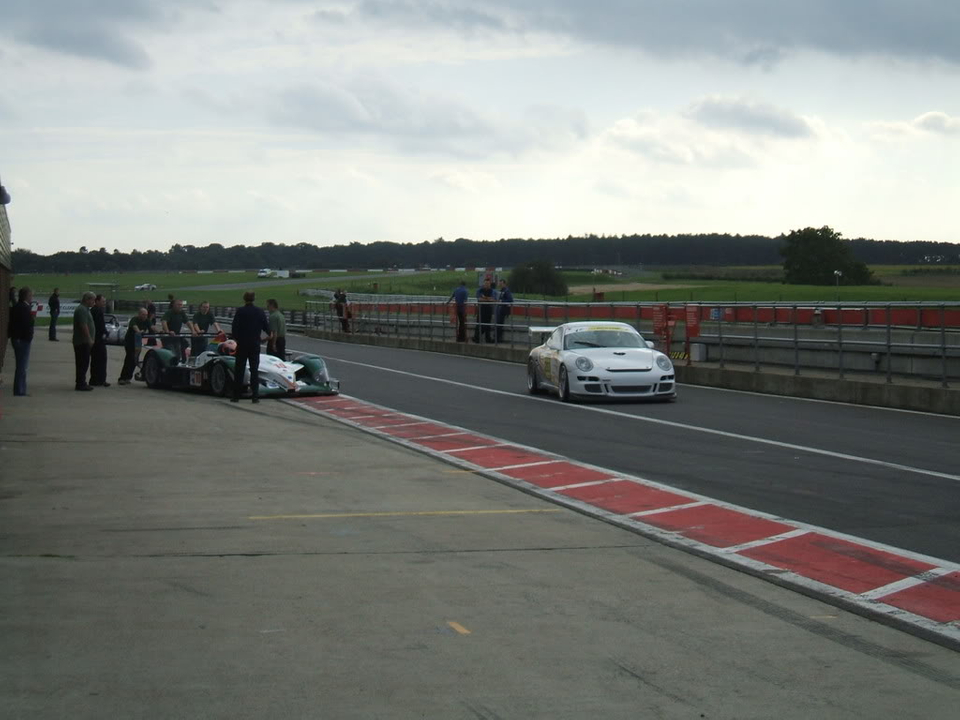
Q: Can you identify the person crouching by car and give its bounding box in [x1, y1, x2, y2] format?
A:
[266, 299, 286, 359]
[8, 286, 35, 396]
[231, 291, 269, 404]
[161, 298, 189, 363]
[118, 308, 152, 385]
[190, 301, 221, 359]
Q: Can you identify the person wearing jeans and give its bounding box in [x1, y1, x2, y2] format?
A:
[9, 286, 34, 396]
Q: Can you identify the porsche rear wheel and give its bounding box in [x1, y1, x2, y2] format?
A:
[210, 363, 229, 397]
[526, 360, 543, 395]
[143, 353, 163, 389]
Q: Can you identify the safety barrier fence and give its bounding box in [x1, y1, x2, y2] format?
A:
[303, 298, 960, 388]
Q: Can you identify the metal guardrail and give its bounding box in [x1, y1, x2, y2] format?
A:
[302, 299, 960, 388]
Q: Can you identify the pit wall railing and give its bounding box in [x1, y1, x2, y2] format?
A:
[304, 298, 960, 388]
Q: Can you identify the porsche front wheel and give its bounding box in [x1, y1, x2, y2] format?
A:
[558, 366, 573, 403]
[527, 360, 543, 395]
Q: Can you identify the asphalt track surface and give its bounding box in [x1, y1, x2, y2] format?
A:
[289, 335, 960, 564]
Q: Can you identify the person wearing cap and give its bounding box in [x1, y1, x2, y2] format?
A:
[161, 297, 190, 363]
[230, 291, 269, 403]
[89, 294, 111, 386]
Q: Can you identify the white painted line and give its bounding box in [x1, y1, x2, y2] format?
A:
[720, 529, 810, 554]
[860, 568, 955, 602]
[369, 420, 424, 429]
[546, 479, 616, 492]
[627, 501, 708, 518]
[491, 460, 558, 472]
[318, 357, 960, 484]
[444, 443, 511, 454]
[415, 431, 470, 440]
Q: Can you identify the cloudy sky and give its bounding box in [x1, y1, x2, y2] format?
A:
[2, 1, 958, 254]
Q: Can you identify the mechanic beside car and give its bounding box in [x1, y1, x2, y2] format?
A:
[162, 298, 190, 363]
[190, 301, 221, 358]
[230, 291, 270, 404]
[118, 308, 154, 385]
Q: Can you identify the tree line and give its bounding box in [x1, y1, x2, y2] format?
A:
[11, 232, 959, 275]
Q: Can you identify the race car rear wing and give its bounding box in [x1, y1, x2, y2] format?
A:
[528, 326, 556, 343]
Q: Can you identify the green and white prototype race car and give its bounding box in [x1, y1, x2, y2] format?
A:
[139, 340, 339, 398]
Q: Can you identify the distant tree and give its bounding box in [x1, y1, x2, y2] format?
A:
[780, 226, 874, 285]
[508, 260, 568, 296]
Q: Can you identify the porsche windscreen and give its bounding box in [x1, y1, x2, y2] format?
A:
[563, 329, 645, 350]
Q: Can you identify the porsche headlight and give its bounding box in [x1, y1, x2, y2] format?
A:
[656, 354, 673, 371]
[575, 356, 593, 372]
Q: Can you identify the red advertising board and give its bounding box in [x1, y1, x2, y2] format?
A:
[685, 304, 701, 338]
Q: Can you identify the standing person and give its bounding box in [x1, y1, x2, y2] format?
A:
[473, 278, 496, 343]
[72, 292, 96, 391]
[145, 299, 157, 346]
[48, 287, 61, 341]
[161, 298, 190, 363]
[8, 286, 34, 396]
[445, 280, 469, 342]
[333, 289, 351, 333]
[118, 308, 152, 385]
[89, 294, 110, 387]
[266, 299, 287, 359]
[495, 278, 514, 343]
[230, 291, 269, 404]
[190, 301, 221, 358]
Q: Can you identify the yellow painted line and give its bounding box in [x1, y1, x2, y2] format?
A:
[447, 621, 471, 635]
[248, 509, 562, 521]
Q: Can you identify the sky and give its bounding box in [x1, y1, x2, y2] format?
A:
[1, 0, 958, 255]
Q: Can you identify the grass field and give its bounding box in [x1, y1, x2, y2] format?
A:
[13, 266, 960, 307]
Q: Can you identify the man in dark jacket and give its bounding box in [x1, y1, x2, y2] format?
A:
[8, 286, 34, 396]
[230, 291, 269, 403]
[48, 288, 60, 341]
[90, 294, 110, 387]
[495, 279, 513, 343]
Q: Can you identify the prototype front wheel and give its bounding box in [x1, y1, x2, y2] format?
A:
[209, 362, 229, 397]
[143, 353, 163, 389]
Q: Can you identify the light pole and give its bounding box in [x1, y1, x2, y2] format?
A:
[834, 269, 842, 300]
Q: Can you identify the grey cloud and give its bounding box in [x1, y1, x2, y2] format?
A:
[913, 111, 960, 135]
[263, 76, 588, 158]
[685, 97, 813, 138]
[2, 0, 197, 69]
[348, 0, 960, 66]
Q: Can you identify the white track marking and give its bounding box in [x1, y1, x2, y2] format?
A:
[321, 356, 960, 483]
[720, 529, 810, 554]
[627, 501, 709, 517]
[860, 568, 956, 601]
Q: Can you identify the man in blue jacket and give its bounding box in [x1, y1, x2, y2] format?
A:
[495, 279, 513, 343]
[230, 291, 269, 403]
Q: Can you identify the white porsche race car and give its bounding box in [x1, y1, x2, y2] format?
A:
[526, 322, 676, 402]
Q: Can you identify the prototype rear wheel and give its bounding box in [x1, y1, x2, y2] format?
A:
[210, 362, 229, 397]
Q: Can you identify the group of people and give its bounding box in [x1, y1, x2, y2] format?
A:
[446, 278, 514, 343]
[6, 290, 287, 398]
